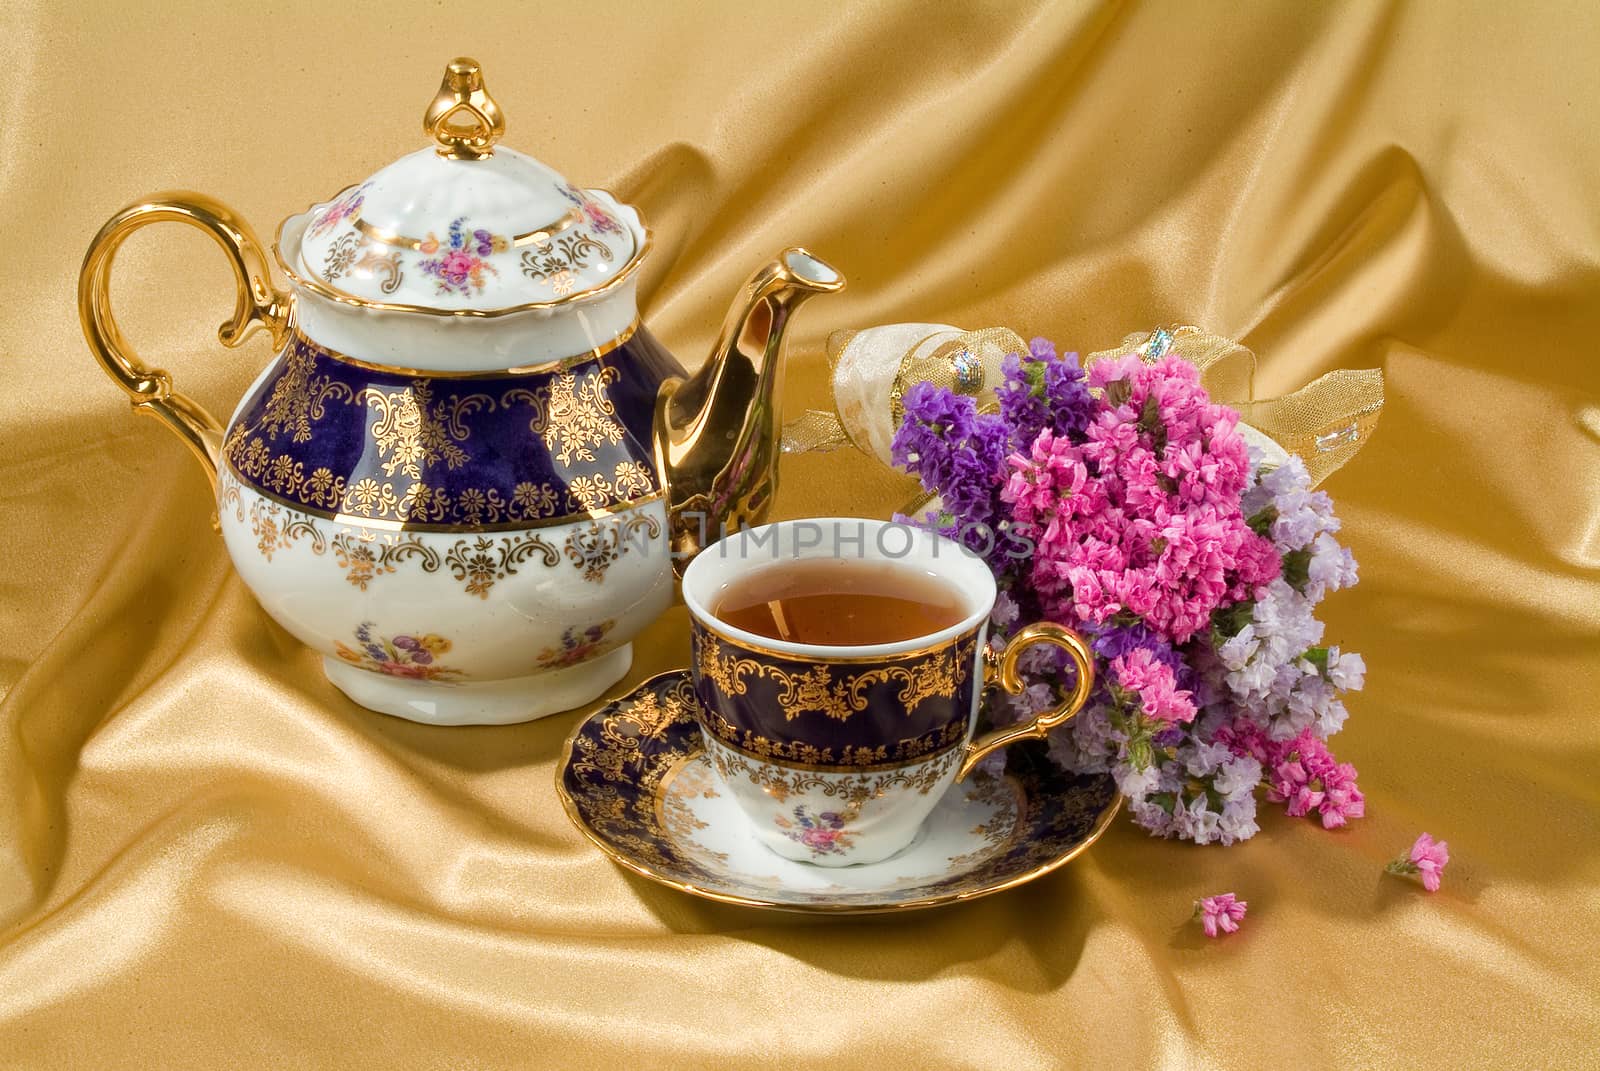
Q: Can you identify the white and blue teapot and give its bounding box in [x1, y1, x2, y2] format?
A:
[79, 58, 844, 725]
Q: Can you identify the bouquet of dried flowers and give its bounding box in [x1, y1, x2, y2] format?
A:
[892, 340, 1366, 844]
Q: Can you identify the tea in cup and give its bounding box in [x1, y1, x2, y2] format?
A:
[680, 517, 1094, 867]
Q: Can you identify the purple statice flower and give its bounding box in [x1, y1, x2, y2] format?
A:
[1093, 620, 1206, 703]
[891, 381, 1010, 556]
[994, 338, 1095, 449]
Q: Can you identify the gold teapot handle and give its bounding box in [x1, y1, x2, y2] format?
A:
[78, 192, 291, 490]
[957, 622, 1097, 781]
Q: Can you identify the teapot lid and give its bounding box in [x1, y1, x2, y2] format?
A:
[289, 58, 644, 314]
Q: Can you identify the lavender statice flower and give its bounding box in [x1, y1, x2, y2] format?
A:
[994, 338, 1095, 449]
[1052, 696, 1267, 844]
[1209, 453, 1367, 743]
[1048, 701, 1110, 771]
[990, 589, 1022, 630]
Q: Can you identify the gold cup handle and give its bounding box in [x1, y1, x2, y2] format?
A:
[957, 622, 1097, 781]
[78, 192, 292, 491]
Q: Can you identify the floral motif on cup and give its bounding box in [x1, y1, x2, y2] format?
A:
[537, 621, 617, 668]
[309, 184, 368, 237]
[334, 621, 463, 682]
[419, 217, 509, 296]
[694, 631, 972, 723]
[775, 805, 859, 858]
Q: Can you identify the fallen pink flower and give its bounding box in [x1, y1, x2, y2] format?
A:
[1385, 832, 1450, 892]
[1194, 893, 1247, 938]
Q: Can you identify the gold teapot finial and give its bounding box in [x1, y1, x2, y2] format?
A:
[424, 57, 505, 160]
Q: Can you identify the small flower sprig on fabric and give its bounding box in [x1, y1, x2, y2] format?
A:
[1386, 833, 1450, 891]
[1193, 893, 1247, 937]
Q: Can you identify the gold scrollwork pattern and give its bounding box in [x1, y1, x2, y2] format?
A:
[319, 233, 405, 295]
[219, 470, 658, 596]
[657, 758, 722, 859]
[505, 366, 626, 466]
[566, 461, 658, 511]
[706, 742, 961, 807]
[696, 701, 967, 770]
[357, 248, 405, 294]
[520, 232, 615, 296]
[568, 675, 706, 877]
[945, 772, 1022, 870]
[359, 381, 494, 479]
[323, 232, 361, 280]
[572, 681, 688, 784]
[256, 343, 356, 444]
[331, 531, 440, 591]
[225, 333, 657, 528]
[247, 497, 325, 561]
[561, 673, 1122, 911]
[695, 631, 972, 723]
[224, 426, 650, 530]
[445, 534, 560, 598]
[562, 513, 663, 582]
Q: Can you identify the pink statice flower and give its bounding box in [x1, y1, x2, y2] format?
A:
[1110, 648, 1196, 724]
[1002, 354, 1279, 645]
[1387, 833, 1450, 892]
[1261, 730, 1365, 829]
[1211, 715, 1273, 765]
[1194, 893, 1247, 937]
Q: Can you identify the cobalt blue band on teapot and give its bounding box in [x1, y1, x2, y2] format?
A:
[688, 616, 982, 771]
[222, 325, 682, 531]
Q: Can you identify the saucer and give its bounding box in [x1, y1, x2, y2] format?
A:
[556, 671, 1121, 913]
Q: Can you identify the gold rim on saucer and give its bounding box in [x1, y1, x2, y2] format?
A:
[555, 671, 1122, 914]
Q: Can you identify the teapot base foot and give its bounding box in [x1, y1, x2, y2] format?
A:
[322, 645, 634, 726]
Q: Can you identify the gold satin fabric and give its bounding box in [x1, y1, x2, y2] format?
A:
[3, 2, 1598, 1066]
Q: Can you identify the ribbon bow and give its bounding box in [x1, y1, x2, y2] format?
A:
[782, 323, 1383, 487]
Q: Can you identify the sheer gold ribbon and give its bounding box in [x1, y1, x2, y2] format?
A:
[782, 323, 1383, 487]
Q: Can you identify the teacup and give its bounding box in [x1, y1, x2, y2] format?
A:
[680, 517, 1094, 867]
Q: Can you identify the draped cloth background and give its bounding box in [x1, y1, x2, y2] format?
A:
[2, 2, 1597, 1066]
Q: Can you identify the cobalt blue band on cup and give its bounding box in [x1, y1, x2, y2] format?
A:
[681, 517, 1096, 867]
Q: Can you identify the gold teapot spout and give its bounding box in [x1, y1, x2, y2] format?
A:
[654, 248, 845, 566]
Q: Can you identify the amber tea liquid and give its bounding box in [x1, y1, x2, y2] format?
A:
[711, 558, 967, 646]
